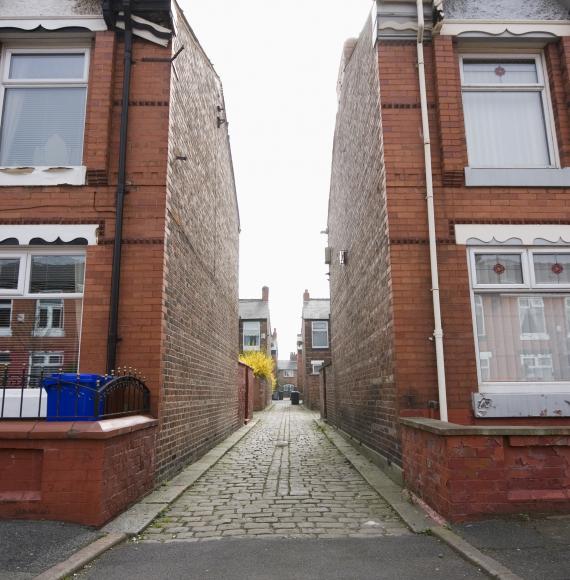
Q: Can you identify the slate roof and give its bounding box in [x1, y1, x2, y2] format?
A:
[278, 360, 297, 371]
[302, 299, 330, 320]
[239, 299, 270, 320]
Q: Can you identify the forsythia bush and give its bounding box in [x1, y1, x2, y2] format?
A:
[239, 350, 276, 388]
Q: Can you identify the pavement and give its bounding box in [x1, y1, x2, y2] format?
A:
[0, 520, 102, 580]
[454, 515, 570, 580]
[2, 402, 569, 579]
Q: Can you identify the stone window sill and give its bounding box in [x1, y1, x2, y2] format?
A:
[465, 167, 570, 187]
[0, 166, 86, 186]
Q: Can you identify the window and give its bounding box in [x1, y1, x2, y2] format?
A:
[243, 321, 261, 351]
[460, 55, 557, 168]
[0, 351, 9, 367]
[283, 370, 295, 378]
[0, 299, 11, 336]
[33, 299, 64, 337]
[311, 321, 329, 348]
[470, 248, 570, 392]
[0, 48, 89, 167]
[311, 360, 324, 375]
[0, 251, 85, 297]
[29, 351, 63, 386]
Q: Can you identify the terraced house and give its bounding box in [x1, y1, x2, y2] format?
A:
[0, 0, 240, 526]
[326, 0, 570, 521]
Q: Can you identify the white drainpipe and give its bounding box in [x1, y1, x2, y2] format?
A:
[415, 0, 449, 422]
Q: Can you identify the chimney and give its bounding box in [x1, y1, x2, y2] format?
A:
[303, 289, 310, 302]
[262, 286, 269, 302]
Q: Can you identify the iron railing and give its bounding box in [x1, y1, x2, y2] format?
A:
[0, 366, 150, 420]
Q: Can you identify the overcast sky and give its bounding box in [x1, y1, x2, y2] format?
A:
[180, 0, 373, 357]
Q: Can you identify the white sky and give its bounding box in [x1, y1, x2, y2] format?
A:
[180, 0, 373, 357]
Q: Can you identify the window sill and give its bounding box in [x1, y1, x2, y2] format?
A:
[0, 166, 86, 186]
[465, 167, 570, 187]
[0, 330, 11, 337]
[32, 331, 65, 338]
[473, 390, 570, 418]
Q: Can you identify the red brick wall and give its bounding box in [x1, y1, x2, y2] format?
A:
[155, 8, 241, 481]
[0, 418, 156, 527]
[327, 13, 399, 463]
[402, 421, 570, 522]
[252, 376, 271, 412]
[328, 24, 570, 468]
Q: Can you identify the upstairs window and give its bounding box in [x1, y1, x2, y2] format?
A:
[0, 48, 89, 167]
[34, 299, 64, 337]
[311, 360, 324, 375]
[311, 320, 329, 348]
[243, 321, 261, 351]
[460, 55, 557, 168]
[0, 300, 11, 336]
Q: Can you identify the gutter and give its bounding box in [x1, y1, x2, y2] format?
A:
[415, 0, 448, 422]
[106, 0, 133, 373]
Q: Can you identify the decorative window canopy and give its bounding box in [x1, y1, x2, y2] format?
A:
[0, 17, 107, 32]
[455, 224, 570, 246]
[0, 224, 98, 246]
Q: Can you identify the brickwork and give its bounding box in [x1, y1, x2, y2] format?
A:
[252, 376, 272, 412]
[0, 3, 241, 519]
[327, 14, 570, 476]
[327, 14, 399, 463]
[401, 421, 570, 522]
[157, 6, 240, 481]
[0, 418, 157, 527]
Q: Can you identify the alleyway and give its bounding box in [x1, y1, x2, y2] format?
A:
[143, 402, 407, 540]
[79, 403, 484, 579]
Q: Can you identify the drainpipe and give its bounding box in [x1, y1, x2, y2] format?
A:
[416, 0, 449, 422]
[107, 0, 133, 373]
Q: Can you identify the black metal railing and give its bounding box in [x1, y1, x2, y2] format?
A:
[0, 366, 150, 421]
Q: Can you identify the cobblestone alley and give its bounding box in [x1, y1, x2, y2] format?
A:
[144, 402, 410, 541]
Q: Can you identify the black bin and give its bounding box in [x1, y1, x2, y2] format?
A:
[290, 391, 300, 405]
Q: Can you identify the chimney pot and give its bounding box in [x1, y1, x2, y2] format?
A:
[303, 289, 310, 302]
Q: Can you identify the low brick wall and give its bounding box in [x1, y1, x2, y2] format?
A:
[401, 418, 570, 522]
[238, 362, 254, 423]
[0, 416, 157, 527]
[252, 376, 271, 411]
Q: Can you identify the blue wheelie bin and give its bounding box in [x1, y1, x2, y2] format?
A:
[42, 374, 109, 421]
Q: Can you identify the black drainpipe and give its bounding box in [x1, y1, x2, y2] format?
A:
[107, 0, 133, 373]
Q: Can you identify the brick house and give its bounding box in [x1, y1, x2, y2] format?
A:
[326, 0, 570, 521]
[239, 286, 272, 357]
[299, 290, 330, 411]
[0, 0, 241, 525]
[277, 355, 297, 396]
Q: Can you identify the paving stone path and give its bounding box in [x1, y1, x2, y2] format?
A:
[143, 402, 410, 542]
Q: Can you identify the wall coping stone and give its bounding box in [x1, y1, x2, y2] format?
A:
[0, 415, 157, 440]
[400, 417, 570, 437]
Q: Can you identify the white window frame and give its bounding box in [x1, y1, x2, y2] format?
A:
[311, 360, 324, 375]
[242, 320, 261, 351]
[0, 299, 12, 336]
[474, 294, 485, 337]
[311, 320, 329, 349]
[529, 248, 570, 289]
[459, 52, 559, 169]
[29, 351, 64, 386]
[0, 45, 90, 181]
[0, 249, 86, 299]
[470, 248, 529, 289]
[33, 298, 64, 337]
[0, 252, 26, 295]
[283, 370, 295, 378]
[468, 247, 570, 393]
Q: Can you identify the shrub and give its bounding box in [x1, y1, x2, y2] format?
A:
[239, 350, 276, 388]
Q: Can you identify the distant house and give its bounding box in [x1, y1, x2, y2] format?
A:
[277, 356, 297, 395]
[299, 290, 331, 410]
[239, 286, 272, 357]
